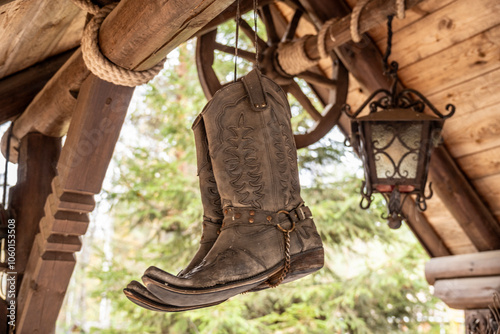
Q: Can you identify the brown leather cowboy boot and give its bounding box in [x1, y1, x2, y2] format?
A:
[143, 69, 324, 307]
[124, 115, 225, 311]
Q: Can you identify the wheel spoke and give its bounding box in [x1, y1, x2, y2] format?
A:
[288, 81, 323, 122]
[214, 43, 257, 63]
[282, 10, 303, 42]
[297, 71, 337, 90]
[238, 18, 267, 52]
[260, 5, 280, 44]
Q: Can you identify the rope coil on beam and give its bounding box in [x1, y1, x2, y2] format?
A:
[80, 2, 166, 86]
[317, 17, 338, 59]
[277, 35, 318, 76]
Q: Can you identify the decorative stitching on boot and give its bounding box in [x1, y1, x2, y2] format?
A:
[224, 113, 264, 208]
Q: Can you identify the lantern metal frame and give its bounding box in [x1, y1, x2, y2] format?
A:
[342, 61, 455, 228]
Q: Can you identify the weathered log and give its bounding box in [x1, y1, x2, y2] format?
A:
[429, 147, 500, 251]
[0, 49, 75, 124]
[99, 0, 235, 71]
[433, 276, 500, 309]
[425, 250, 500, 285]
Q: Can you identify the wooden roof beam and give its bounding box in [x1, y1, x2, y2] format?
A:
[99, 0, 235, 71]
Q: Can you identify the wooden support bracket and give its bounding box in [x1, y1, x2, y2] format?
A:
[15, 75, 133, 334]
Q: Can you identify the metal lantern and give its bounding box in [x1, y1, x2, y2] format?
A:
[343, 62, 455, 229]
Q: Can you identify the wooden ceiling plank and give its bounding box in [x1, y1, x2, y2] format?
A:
[16, 74, 134, 333]
[398, 23, 500, 96]
[457, 146, 500, 180]
[472, 174, 500, 212]
[429, 146, 500, 251]
[0, 49, 75, 124]
[427, 67, 500, 130]
[376, 0, 500, 69]
[444, 104, 500, 159]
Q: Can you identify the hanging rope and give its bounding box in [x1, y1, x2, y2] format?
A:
[277, 35, 318, 75]
[80, 3, 166, 86]
[253, 0, 260, 70]
[350, 0, 405, 43]
[234, 0, 240, 82]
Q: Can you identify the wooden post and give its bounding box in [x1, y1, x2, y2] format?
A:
[15, 75, 133, 334]
[8, 133, 61, 277]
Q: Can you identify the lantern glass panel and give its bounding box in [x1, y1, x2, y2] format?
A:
[371, 122, 422, 182]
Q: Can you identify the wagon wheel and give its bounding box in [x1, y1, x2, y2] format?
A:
[196, 2, 349, 148]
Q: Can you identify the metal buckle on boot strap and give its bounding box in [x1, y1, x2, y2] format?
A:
[276, 221, 295, 233]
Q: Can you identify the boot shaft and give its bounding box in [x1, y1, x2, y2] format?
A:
[198, 69, 303, 212]
[192, 117, 223, 222]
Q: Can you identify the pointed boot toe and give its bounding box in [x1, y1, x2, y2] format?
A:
[142, 272, 272, 307]
[124, 280, 223, 312]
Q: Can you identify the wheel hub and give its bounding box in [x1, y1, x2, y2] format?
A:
[259, 44, 295, 87]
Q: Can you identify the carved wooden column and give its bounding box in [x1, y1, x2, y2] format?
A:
[15, 74, 134, 334]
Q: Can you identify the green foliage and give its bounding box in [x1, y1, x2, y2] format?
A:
[61, 21, 449, 334]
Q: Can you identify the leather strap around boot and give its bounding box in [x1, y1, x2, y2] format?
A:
[220, 205, 312, 230]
